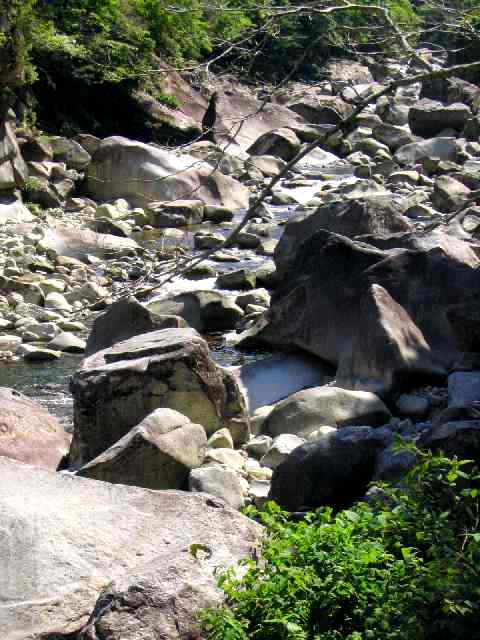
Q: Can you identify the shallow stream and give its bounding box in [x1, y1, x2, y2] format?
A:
[7, 158, 354, 429]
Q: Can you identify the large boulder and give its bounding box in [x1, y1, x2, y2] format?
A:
[0, 195, 34, 223]
[431, 175, 471, 213]
[40, 224, 140, 261]
[0, 456, 262, 640]
[0, 388, 69, 470]
[202, 81, 306, 153]
[409, 99, 471, 137]
[336, 284, 445, 396]
[50, 136, 91, 170]
[448, 371, 480, 408]
[286, 94, 354, 125]
[147, 290, 244, 333]
[274, 196, 412, 277]
[85, 296, 188, 356]
[0, 120, 27, 190]
[269, 426, 393, 511]
[256, 230, 479, 394]
[372, 122, 416, 151]
[77, 408, 207, 489]
[247, 128, 301, 161]
[394, 137, 458, 165]
[418, 420, 480, 464]
[69, 328, 248, 467]
[263, 386, 391, 439]
[86, 136, 249, 210]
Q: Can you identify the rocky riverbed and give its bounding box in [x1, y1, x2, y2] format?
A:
[2, 53, 480, 638]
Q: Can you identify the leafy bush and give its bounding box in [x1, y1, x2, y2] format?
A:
[201, 448, 480, 640]
[156, 91, 182, 109]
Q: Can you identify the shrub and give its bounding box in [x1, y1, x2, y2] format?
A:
[157, 91, 182, 109]
[201, 448, 480, 640]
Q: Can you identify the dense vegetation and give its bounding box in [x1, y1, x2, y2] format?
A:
[1, 0, 478, 134]
[201, 448, 480, 640]
[3, 0, 479, 89]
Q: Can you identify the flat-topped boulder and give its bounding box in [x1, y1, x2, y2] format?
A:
[69, 328, 249, 467]
[0, 456, 262, 640]
[409, 99, 471, 137]
[85, 296, 188, 356]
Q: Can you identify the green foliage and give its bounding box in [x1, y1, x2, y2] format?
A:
[133, 0, 260, 61]
[24, 176, 47, 192]
[201, 449, 480, 640]
[156, 91, 182, 109]
[229, 0, 420, 82]
[30, 0, 154, 84]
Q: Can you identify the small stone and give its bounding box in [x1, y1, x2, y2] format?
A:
[260, 433, 305, 470]
[207, 428, 234, 449]
[205, 448, 245, 471]
[0, 335, 21, 352]
[45, 292, 72, 311]
[48, 332, 86, 353]
[189, 466, 245, 510]
[217, 269, 256, 290]
[19, 345, 61, 362]
[245, 435, 273, 458]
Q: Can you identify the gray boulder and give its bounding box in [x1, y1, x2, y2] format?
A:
[274, 196, 411, 277]
[372, 123, 416, 151]
[409, 99, 471, 137]
[217, 268, 256, 291]
[85, 296, 188, 356]
[86, 136, 249, 210]
[260, 433, 305, 470]
[269, 426, 393, 511]
[247, 128, 301, 161]
[147, 199, 204, 227]
[287, 95, 353, 125]
[69, 328, 248, 467]
[255, 229, 478, 394]
[0, 121, 28, 190]
[77, 408, 207, 489]
[335, 284, 446, 398]
[50, 136, 91, 169]
[264, 386, 391, 439]
[245, 155, 287, 177]
[431, 175, 471, 213]
[0, 456, 261, 640]
[41, 225, 140, 261]
[48, 331, 86, 353]
[448, 371, 480, 408]
[203, 81, 306, 153]
[189, 465, 245, 509]
[394, 137, 458, 165]
[418, 420, 480, 464]
[147, 290, 244, 333]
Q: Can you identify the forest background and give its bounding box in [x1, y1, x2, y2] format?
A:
[1, 0, 479, 136]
